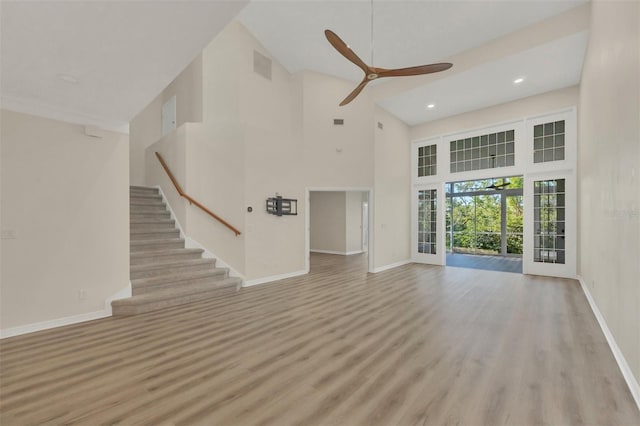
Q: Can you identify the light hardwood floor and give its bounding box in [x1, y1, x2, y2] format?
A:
[1, 253, 638, 425]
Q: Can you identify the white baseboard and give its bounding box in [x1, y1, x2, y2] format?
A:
[578, 276, 640, 412]
[154, 186, 245, 283]
[0, 310, 110, 339]
[104, 283, 132, 316]
[372, 259, 412, 273]
[310, 249, 363, 256]
[185, 237, 244, 281]
[243, 270, 307, 287]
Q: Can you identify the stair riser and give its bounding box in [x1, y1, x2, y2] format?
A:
[130, 193, 163, 200]
[130, 205, 168, 214]
[132, 269, 228, 287]
[130, 186, 159, 193]
[130, 199, 166, 207]
[129, 191, 162, 201]
[131, 241, 185, 252]
[133, 276, 231, 295]
[112, 286, 237, 316]
[130, 231, 180, 241]
[130, 213, 171, 221]
[131, 252, 202, 266]
[131, 222, 176, 231]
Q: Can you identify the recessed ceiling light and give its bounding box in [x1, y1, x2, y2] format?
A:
[57, 73, 79, 84]
[513, 77, 524, 84]
[427, 104, 435, 109]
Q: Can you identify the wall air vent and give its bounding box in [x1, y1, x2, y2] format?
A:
[253, 50, 272, 80]
[333, 119, 344, 125]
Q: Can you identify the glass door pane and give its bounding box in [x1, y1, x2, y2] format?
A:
[533, 179, 565, 263]
[506, 195, 524, 254]
[417, 189, 437, 254]
[451, 196, 474, 254]
[474, 194, 501, 255]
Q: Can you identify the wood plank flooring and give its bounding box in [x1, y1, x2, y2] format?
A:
[1, 253, 638, 425]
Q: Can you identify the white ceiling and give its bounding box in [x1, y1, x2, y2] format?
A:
[1, 0, 589, 131]
[0, 0, 248, 132]
[379, 31, 589, 126]
[238, 0, 589, 124]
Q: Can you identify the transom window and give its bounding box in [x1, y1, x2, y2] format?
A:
[449, 130, 515, 173]
[533, 120, 565, 163]
[418, 144, 437, 177]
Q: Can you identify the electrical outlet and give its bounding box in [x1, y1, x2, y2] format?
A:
[77, 289, 87, 301]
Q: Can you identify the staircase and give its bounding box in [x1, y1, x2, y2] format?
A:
[111, 186, 241, 316]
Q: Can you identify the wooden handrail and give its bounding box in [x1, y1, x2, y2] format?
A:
[155, 152, 241, 236]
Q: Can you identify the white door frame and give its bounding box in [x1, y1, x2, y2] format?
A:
[305, 187, 374, 273]
[412, 183, 446, 265]
[523, 170, 576, 278]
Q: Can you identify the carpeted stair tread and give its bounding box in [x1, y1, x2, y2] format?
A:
[130, 248, 203, 265]
[130, 238, 185, 252]
[130, 193, 163, 200]
[130, 198, 166, 207]
[132, 270, 231, 295]
[116, 185, 241, 316]
[111, 277, 240, 315]
[130, 217, 175, 225]
[130, 205, 168, 213]
[130, 212, 172, 220]
[133, 269, 228, 287]
[130, 230, 180, 241]
[130, 186, 159, 193]
[130, 258, 216, 279]
[130, 227, 179, 235]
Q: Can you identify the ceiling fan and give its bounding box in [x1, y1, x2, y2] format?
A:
[324, 30, 452, 106]
[485, 179, 511, 190]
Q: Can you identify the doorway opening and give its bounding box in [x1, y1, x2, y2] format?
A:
[306, 189, 372, 274]
[445, 176, 523, 273]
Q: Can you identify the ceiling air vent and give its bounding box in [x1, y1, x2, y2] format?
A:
[253, 50, 272, 80]
[333, 119, 344, 125]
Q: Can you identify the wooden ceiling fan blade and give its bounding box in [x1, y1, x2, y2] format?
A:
[325, 29, 371, 74]
[377, 62, 453, 78]
[340, 79, 369, 106]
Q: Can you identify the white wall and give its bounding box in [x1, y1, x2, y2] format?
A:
[310, 191, 347, 254]
[130, 54, 203, 186]
[309, 191, 365, 255]
[374, 107, 412, 268]
[1, 110, 129, 332]
[578, 0, 639, 392]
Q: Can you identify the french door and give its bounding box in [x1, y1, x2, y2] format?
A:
[412, 184, 445, 265]
[523, 172, 576, 278]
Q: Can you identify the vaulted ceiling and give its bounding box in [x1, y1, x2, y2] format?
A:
[0, 0, 589, 132]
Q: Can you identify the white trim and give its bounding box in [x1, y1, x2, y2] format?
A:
[1, 95, 129, 134]
[243, 270, 307, 287]
[578, 276, 640, 412]
[372, 259, 412, 273]
[310, 249, 364, 256]
[0, 310, 110, 339]
[185, 237, 244, 280]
